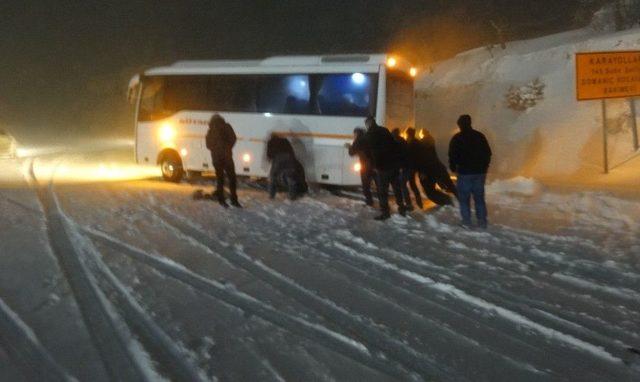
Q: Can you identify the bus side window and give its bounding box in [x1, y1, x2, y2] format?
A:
[314, 73, 377, 117]
[257, 75, 311, 115]
[164, 76, 209, 113]
[209, 76, 257, 113]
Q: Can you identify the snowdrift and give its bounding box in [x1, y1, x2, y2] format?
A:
[416, 27, 640, 188]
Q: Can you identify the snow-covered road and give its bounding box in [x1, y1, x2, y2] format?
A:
[0, 146, 639, 381]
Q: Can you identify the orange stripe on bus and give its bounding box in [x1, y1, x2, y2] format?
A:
[178, 132, 352, 141]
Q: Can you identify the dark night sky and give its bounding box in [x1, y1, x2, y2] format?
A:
[0, 1, 598, 139]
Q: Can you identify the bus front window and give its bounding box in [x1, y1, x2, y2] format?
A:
[138, 77, 166, 121]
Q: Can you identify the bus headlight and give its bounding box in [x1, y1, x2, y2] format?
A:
[387, 57, 397, 68]
[180, 148, 188, 157]
[410, 67, 418, 77]
[159, 123, 176, 143]
[242, 153, 252, 163]
[353, 162, 362, 173]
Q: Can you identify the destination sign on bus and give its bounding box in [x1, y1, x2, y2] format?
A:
[576, 51, 640, 100]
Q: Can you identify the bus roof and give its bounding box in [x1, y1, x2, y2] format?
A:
[143, 54, 411, 76]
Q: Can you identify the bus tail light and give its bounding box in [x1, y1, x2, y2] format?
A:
[386, 57, 397, 68]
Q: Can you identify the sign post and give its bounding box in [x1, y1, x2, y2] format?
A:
[630, 98, 639, 151]
[576, 51, 640, 173]
[602, 99, 609, 174]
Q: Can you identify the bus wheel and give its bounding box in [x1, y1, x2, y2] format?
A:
[160, 154, 184, 183]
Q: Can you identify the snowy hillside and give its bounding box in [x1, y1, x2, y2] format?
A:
[416, 26, 640, 188]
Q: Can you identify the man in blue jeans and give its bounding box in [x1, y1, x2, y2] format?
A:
[448, 115, 492, 228]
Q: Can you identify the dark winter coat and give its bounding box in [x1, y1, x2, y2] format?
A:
[408, 135, 444, 172]
[348, 134, 373, 169]
[206, 119, 237, 160]
[266, 135, 295, 161]
[365, 124, 402, 171]
[393, 135, 410, 169]
[448, 127, 492, 175]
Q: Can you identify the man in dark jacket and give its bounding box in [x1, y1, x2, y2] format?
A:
[206, 114, 241, 208]
[266, 133, 308, 200]
[391, 128, 415, 211]
[347, 128, 378, 207]
[449, 114, 492, 228]
[365, 116, 406, 220]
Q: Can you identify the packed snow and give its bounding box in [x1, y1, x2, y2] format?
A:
[0, 140, 638, 381]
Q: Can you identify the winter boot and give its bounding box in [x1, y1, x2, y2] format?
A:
[217, 197, 229, 208]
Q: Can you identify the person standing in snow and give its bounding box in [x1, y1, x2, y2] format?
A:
[347, 128, 378, 207]
[448, 115, 492, 228]
[206, 114, 241, 208]
[365, 116, 407, 220]
[266, 133, 308, 200]
[391, 128, 415, 211]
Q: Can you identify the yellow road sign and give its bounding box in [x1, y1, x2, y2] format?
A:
[576, 51, 640, 100]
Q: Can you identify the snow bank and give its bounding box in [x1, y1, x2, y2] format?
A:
[486, 177, 542, 197]
[417, 26, 640, 187]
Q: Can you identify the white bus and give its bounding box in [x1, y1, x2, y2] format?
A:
[128, 54, 416, 185]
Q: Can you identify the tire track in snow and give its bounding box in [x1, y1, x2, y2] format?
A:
[345, 195, 639, 289]
[324, 232, 639, 379]
[253, 198, 630, 377]
[233, 196, 637, 372]
[0, 297, 76, 382]
[79, 191, 543, 379]
[84, 227, 419, 381]
[150, 205, 450, 381]
[368, 219, 640, 340]
[215, 206, 550, 380]
[159, 193, 630, 379]
[317, 236, 628, 378]
[27, 163, 153, 382]
[188, 203, 545, 379]
[396, 235, 640, 344]
[79, 229, 208, 382]
[492, 226, 640, 283]
[349, 231, 640, 349]
[296, 197, 640, 378]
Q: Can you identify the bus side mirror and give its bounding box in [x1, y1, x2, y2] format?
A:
[127, 74, 141, 105]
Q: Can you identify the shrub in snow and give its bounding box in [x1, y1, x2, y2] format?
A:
[505, 78, 546, 111]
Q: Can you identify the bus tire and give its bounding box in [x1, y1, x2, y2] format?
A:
[159, 152, 184, 183]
